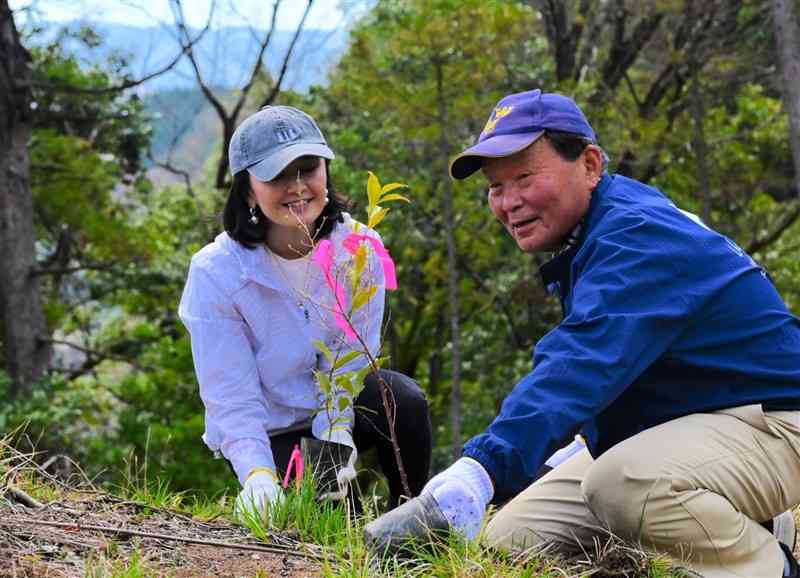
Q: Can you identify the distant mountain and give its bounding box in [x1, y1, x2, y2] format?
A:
[34, 21, 352, 185]
[42, 21, 349, 93]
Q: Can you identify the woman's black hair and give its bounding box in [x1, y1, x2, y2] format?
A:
[222, 159, 348, 249]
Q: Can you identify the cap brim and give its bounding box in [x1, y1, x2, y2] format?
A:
[247, 143, 335, 182]
[449, 131, 545, 180]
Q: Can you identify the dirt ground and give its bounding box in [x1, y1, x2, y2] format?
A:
[0, 491, 322, 578]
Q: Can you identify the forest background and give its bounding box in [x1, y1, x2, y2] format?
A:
[2, 0, 800, 503]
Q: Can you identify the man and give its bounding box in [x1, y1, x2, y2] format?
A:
[366, 89, 800, 578]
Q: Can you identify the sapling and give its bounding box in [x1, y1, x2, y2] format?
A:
[282, 171, 412, 500]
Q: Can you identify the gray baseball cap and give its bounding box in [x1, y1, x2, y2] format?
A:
[228, 105, 335, 181]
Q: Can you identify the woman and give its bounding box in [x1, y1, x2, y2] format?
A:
[178, 105, 432, 518]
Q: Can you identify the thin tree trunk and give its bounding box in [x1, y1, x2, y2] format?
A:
[689, 1, 711, 223]
[771, 0, 800, 198]
[0, 2, 51, 397]
[434, 60, 462, 460]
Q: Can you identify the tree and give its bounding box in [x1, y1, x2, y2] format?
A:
[169, 0, 314, 190]
[527, 0, 800, 255]
[312, 0, 800, 470]
[0, 1, 51, 398]
[771, 0, 800, 198]
[314, 0, 549, 460]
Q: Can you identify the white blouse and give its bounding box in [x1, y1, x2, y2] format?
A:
[178, 215, 385, 483]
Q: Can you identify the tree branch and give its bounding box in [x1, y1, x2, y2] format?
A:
[147, 149, 195, 197]
[41, 338, 140, 368]
[260, 0, 314, 108]
[0, 517, 329, 561]
[745, 201, 800, 255]
[232, 0, 282, 121]
[32, 17, 212, 95]
[172, 0, 227, 123]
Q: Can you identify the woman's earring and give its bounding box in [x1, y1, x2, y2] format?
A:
[324, 188, 329, 205]
[249, 206, 259, 224]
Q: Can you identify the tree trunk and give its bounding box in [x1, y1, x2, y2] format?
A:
[0, 2, 51, 397]
[689, 0, 711, 223]
[771, 0, 800, 198]
[434, 60, 462, 460]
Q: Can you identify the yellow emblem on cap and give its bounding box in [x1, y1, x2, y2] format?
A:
[482, 105, 514, 135]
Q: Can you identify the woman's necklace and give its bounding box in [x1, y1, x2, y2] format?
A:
[266, 244, 313, 323]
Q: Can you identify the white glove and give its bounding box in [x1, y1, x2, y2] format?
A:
[317, 429, 358, 501]
[421, 457, 494, 540]
[234, 469, 282, 522]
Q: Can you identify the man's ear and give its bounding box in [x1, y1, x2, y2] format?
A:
[583, 145, 604, 183]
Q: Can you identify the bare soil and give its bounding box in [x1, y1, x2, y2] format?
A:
[0, 492, 322, 577]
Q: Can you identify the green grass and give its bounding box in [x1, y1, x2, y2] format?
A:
[0, 435, 691, 578]
[233, 473, 688, 578]
[85, 548, 167, 578]
[237, 472, 355, 553]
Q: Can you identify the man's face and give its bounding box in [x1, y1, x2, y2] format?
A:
[482, 138, 601, 253]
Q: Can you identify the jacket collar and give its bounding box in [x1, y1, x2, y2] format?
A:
[215, 231, 284, 291]
[539, 172, 613, 291]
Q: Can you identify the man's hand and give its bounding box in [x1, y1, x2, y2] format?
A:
[421, 457, 494, 540]
[234, 469, 282, 522]
[315, 429, 358, 501]
[363, 456, 494, 552]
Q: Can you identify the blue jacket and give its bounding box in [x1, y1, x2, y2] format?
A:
[463, 174, 800, 502]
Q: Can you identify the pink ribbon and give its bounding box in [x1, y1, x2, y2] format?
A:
[282, 444, 304, 490]
[312, 240, 357, 341]
[342, 233, 398, 291]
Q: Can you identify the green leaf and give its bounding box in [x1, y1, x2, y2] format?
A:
[352, 286, 378, 312]
[379, 193, 411, 204]
[368, 206, 390, 229]
[354, 364, 373, 388]
[350, 241, 368, 292]
[338, 396, 351, 412]
[367, 171, 381, 210]
[333, 350, 362, 370]
[314, 339, 334, 366]
[335, 374, 354, 395]
[316, 371, 332, 397]
[380, 182, 407, 194]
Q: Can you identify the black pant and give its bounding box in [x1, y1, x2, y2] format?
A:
[271, 369, 432, 508]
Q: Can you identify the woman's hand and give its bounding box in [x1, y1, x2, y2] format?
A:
[316, 429, 358, 501]
[234, 468, 283, 522]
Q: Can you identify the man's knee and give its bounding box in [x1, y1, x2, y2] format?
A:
[484, 507, 549, 552]
[581, 450, 664, 542]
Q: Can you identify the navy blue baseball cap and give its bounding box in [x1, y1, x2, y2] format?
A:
[229, 105, 334, 181]
[450, 89, 596, 180]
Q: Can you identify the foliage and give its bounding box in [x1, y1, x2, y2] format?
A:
[306, 0, 559, 468]
[303, 0, 800, 471]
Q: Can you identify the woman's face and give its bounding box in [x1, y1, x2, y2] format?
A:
[248, 156, 328, 230]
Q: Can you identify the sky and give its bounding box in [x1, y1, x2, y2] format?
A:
[9, 0, 354, 30]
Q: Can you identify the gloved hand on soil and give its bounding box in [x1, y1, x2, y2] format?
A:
[364, 457, 494, 553]
[234, 468, 283, 522]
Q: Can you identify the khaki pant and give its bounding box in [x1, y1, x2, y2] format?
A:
[485, 406, 800, 578]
